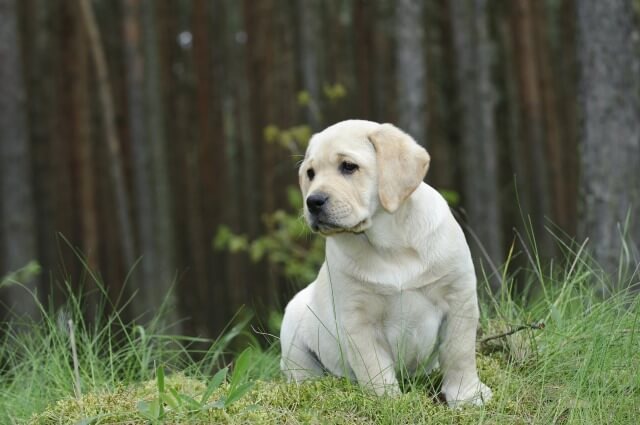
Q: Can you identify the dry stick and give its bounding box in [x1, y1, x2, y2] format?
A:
[68, 319, 82, 398]
[480, 322, 545, 345]
[77, 0, 136, 271]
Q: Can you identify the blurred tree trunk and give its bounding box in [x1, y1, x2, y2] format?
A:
[194, 0, 229, 332]
[22, 0, 57, 290]
[297, 0, 323, 129]
[577, 0, 640, 282]
[395, 0, 427, 146]
[64, 0, 101, 316]
[73, 18, 98, 272]
[122, 0, 163, 322]
[510, 0, 553, 256]
[451, 0, 503, 287]
[353, 0, 374, 121]
[532, 2, 569, 235]
[53, 1, 80, 285]
[243, 0, 280, 308]
[78, 0, 136, 288]
[372, 0, 394, 122]
[557, 0, 578, 236]
[143, 0, 179, 327]
[0, 0, 40, 318]
[220, 0, 250, 322]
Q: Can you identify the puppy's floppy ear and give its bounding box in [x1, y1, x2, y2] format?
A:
[368, 123, 430, 213]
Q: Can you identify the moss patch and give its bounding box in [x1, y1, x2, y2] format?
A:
[30, 355, 527, 425]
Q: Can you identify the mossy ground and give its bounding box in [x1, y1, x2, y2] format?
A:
[4, 245, 640, 424]
[29, 355, 512, 424]
[29, 315, 640, 425]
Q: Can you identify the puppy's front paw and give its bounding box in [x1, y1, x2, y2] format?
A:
[443, 380, 492, 408]
[367, 383, 401, 397]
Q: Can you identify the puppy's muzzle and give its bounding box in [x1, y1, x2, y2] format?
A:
[306, 192, 329, 216]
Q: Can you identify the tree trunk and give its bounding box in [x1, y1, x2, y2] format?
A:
[142, 0, 179, 328]
[395, 0, 427, 146]
[577, 0, 640, 282]
[22, 0, 57, 292]
[451, 0, 503, 289]
[78, 0, 136, 297]
[0, 0, 40, 318]
[510, 0, 553, 256]
[122, 0, 163, 322]
[297, 0, 323, 129]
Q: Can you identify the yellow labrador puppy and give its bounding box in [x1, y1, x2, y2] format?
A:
[280, 120, 491, 407]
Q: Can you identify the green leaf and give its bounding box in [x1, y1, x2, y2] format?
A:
[439, 189, 460, 206]
[176, 392, 201, 410]
[201, 367, 228, 404]
[213, 226, 234, 250]
[203, 399, 226, 410]
[224, 382, 254, 407]
[137, 399, 161, 421]
[161, 391, 180, 411]
[156, 365, 165, 418]
[286, 186, 303, 210]
[263, 125, 280, 143]
[297, 90, 310, 106]
[229, 348, 253, 391]
[156, 365, 165, 394]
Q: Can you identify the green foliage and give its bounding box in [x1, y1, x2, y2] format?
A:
[137, 350, 255, 423]
[323, 83, 347, 102]
[263, 124, 312, 155]
[215, 186, 325, 285]
[439, 189, 460, 207]
[0, 260, 41, 288]
[215, 87, 356, 287]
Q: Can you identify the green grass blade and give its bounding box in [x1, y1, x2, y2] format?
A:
[200, 367, 228, 404]
[229, 348, 252, 391]
[224, 381, 254, 407]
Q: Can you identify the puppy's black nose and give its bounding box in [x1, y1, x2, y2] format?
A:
[306, 193, 328, 215]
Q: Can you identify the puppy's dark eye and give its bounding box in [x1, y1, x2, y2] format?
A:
[307, 168, 315, 180]
[340, 161, 359, 175]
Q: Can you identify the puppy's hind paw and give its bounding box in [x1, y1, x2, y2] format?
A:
[444, 380, 492, 409]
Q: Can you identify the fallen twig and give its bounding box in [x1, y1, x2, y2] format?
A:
[480, 322, 545, 344]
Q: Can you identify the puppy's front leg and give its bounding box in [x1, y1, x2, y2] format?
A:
[343, 324, 399, 396]
[439, 285, 492, 407]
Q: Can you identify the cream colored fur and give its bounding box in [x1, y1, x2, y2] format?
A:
[280, 120, 492, 407]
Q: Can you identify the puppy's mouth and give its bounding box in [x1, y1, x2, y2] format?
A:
[310, 218, 370, 235]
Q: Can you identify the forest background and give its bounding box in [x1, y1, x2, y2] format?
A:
[1, 0, 639, 338]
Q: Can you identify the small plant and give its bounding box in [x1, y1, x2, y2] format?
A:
[137, 348, 256, 422]
[215, 186, 325, 285]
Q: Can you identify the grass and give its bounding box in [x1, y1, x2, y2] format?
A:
[1, 238, 639, 424]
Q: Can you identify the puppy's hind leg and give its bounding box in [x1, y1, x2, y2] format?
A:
[280, 293, 324, 382]
[439, 284, 492, 407]
[280, 338, 324, 382]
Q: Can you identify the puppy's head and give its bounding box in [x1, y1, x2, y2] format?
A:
[299, 120, 430, 235]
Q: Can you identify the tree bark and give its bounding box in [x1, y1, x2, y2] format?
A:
[395, 0, 427, 146]
[122, 0, 163, 322]
[142, 0, 179, 327]
[297, 0, 323, 129]
[451, 0, 503, 289]
[510, 0, 553, 256]
[577, 0, 640, 282]
[0, 0, 40, 318]
[78, 0, 136, 291]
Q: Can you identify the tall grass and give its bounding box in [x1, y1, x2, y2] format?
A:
[1, 228, 639, 424]
[0, 274, 279, 424]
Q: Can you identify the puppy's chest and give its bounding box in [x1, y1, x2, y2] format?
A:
[345, 286, 445, 330]
[342, 247, 438, 292]
[374, 290, 444, 360]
